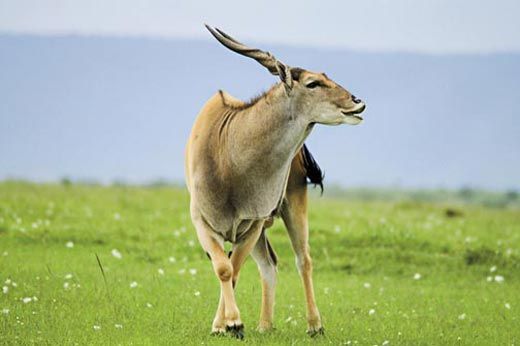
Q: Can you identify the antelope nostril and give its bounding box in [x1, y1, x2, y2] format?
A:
[352, 95, 362, 104]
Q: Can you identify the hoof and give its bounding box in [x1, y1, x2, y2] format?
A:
[307, 326, 324, 337]
[256, 323, 275, 334]
[226, 323, 245, 339]
[210, 329, 226, 337]
[211, 323, 226, 336]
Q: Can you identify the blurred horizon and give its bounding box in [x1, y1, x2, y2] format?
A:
[2, 0, 520, 54]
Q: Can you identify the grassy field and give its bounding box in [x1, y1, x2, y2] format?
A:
[0, 182, 519, 345]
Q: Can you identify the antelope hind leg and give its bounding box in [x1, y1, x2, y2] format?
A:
[250, 229, 278, 332]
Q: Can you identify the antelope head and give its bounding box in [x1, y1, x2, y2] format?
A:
[205, 24, 366, 126]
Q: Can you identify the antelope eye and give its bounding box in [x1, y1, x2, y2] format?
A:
[306, 81, 320, 89]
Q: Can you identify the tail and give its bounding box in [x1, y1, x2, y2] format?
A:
[265, 232, 278, 266]
[302, 143, 324, 193]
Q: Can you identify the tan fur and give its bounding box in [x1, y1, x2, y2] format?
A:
[185, 26, 366, 337]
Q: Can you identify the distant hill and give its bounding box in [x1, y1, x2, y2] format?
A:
[1, 35, 519, 189]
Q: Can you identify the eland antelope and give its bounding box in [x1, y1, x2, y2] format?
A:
[185, 25, 366, 339]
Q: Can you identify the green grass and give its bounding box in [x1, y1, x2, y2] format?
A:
[1, 182, 519, 345]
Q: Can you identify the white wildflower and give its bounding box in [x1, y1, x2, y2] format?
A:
[115, 324, 123, 329]
[93, 325, 101, 331]
[489, 265, 497, 273]
[368, 309, 376, 316]
[63, 282, 70, 290]
[11, 282, 17, 287]
[194, 291, 201, 297]
[505, 303, 511, 310]
[129, 281, 138, 288]
[22, 297, 32, 304]
[413, 273, 422, 280]
[168, 256, 176, 263]
[189, 269, 197, 276]
[173, 230, 181, 237]
[64, 273, 73, 280]
[146, 303, 153, 308]
[32, 296, 38, 301]
[2, 286, 8, 294]
[285, 316, 293, 323]
[188, 240, 195, 247]
[494, 275, 505, 283]
[65, 241, 74, 248]
[111, 249, 122, 259]
[2, 251, 7, 256]
[458, 313, 466, 320]
[158, 268, 165, 276]
[363, 282, 371, 289]
[2, 308, 9, 315]
[5, 279, 11, 285]
[486, 276, 493, 282]
[382, 341, 390, 346]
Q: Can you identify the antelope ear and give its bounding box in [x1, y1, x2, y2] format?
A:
[275, 62, 293, 93]
[290, 67, 305, 82]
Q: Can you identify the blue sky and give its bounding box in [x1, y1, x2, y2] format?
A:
[1, 0, 520, 53]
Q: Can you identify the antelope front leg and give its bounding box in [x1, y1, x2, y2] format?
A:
[226, 220, 264, 338]
[211, 291, 226, 335]
[282, 188, 324, 336]
[191, 214, 242, 338]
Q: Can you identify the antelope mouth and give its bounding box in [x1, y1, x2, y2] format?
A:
[341, 110, 364, 121]
[342, 113, 363, 121]
[340, 104, 365, 125]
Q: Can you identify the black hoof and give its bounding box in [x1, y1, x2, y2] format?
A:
[307, 327, 324, 337]
[226, 323, 245, 339]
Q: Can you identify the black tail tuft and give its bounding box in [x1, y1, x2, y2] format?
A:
[302, 143, 324, 194]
